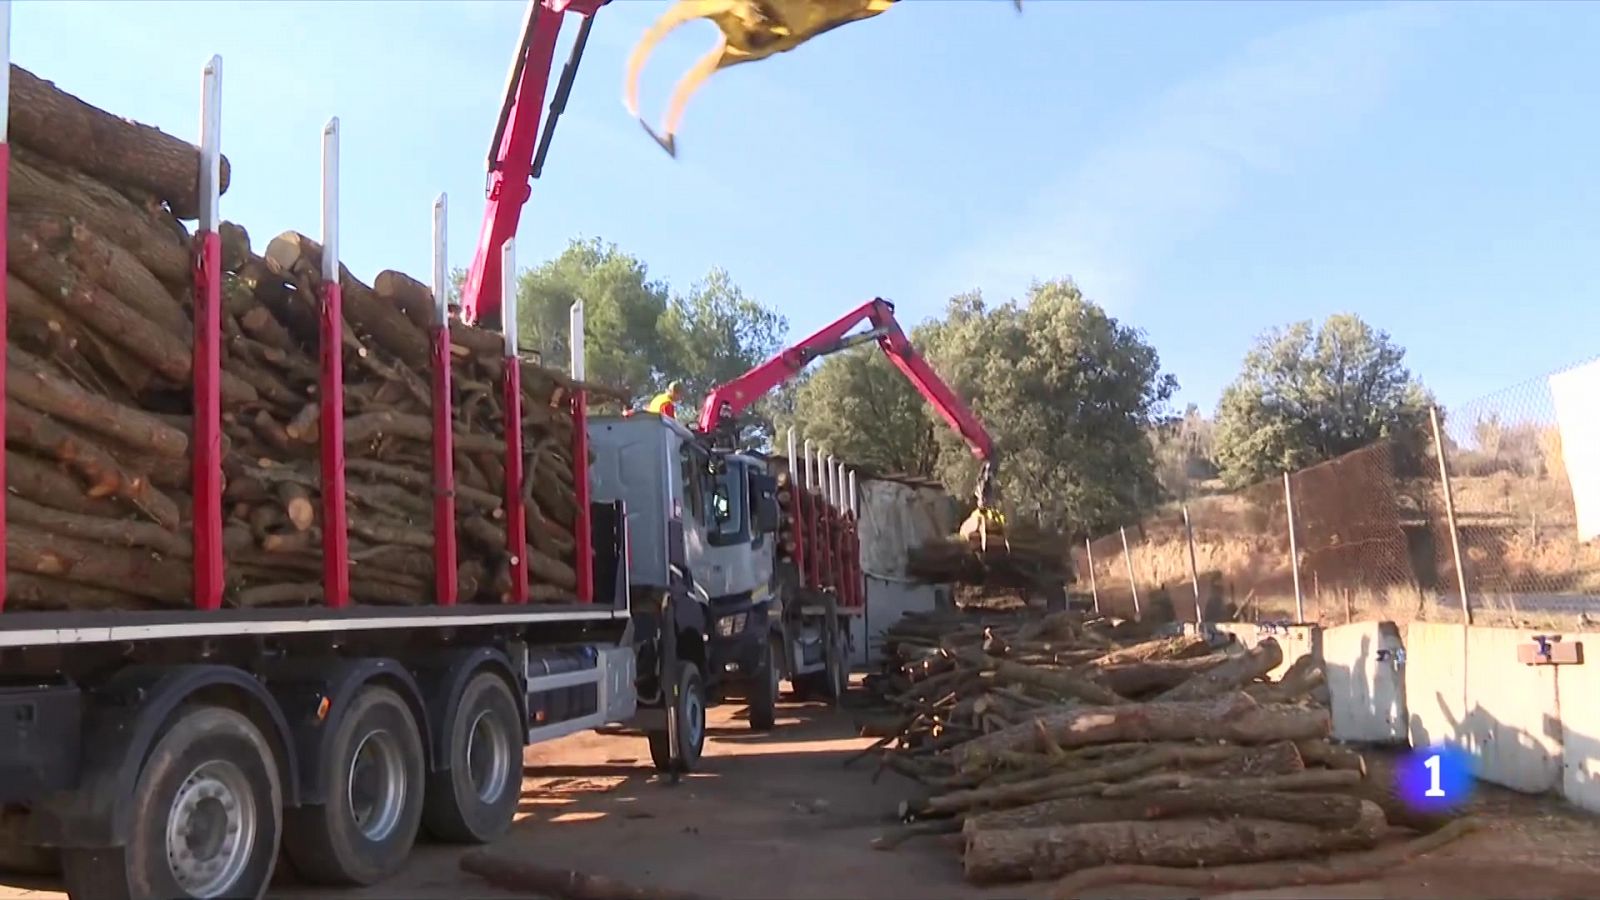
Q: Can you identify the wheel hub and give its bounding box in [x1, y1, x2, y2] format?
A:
[465, 709, 511, 803]
[348, 730, 407, 842]
[165, 761, 256, 898]
[684, 687, 705, 747]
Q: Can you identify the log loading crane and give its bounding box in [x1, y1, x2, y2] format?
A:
[451, 0, 1004, 769]
[585, 297, 1000, 763]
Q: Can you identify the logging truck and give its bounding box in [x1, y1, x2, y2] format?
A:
[0, 8, 877, 900]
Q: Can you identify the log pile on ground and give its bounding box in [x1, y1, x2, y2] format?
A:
[906, 516, 1072, 594]
[4, 64, 620, 611]
[858, 608, 1469, 893]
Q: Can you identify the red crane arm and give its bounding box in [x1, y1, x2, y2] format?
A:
[696, 297, 996, 466]
[461, 0, 607, 326]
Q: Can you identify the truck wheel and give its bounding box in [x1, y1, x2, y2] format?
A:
[61, 705, 283, 900]
[821, 626, 849, 703]
[647, 662, 705, 773]
[422, 672, 522, 844]
[284, 686, 425, 886]
[748, 637, 780, 732]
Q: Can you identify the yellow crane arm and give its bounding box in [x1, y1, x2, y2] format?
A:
[626, 0, 1020, 157]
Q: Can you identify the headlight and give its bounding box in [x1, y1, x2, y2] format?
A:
[716, 612, 749, 637]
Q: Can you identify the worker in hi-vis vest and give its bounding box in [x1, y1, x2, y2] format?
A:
[646, 381, 684, 419]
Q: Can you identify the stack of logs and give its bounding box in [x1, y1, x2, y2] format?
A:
[4, 63, 611, 611]
[906, 518, 1073, 595]
[859, 609, 1472, 895]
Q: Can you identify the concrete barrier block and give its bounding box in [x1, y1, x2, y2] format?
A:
[1461, 627, 1562, 793]
[1201, 622, 1322, 680]
[1323, 621, 1407, 744]
[1555, 634, 1600, 812]
[1404, 623, 1468, 754]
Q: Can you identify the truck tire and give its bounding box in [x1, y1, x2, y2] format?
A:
[61, 705, 283, 900]
[422, 672, 522, 844]
[647, 662, 705, 773]
[748, 636, 780, 732]
[820, 625, 849, 703]
[284, 686, 425, 886]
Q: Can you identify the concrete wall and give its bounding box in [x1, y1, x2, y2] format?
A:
[857, 576, 952, 666]
[1323, 621, 1407, 744]
[1403, 623, 1569, 796]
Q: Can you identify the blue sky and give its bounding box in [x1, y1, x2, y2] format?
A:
[15, 0, 1600, 413]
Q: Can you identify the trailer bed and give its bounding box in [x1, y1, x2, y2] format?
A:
[0, 603, 626, 648]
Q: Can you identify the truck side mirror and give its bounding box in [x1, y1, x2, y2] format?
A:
[750, 473, 780, 534]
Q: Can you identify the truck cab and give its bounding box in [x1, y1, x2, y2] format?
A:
[587, 414, 788, 759]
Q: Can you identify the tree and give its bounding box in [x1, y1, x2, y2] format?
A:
[919, 282, 1177, 536]
[1212, 314, 1431, 488]
[787, 347, 939, 476]
[781, 280, 1177, 537]
[516, 238, 674, 400]
[656, 267, 787, 437]
[452, 240, 788, 426]
[1151, 404, 1218, 500]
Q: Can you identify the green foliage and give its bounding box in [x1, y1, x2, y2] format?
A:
[452, 239, 787, 427]
[657, 268, 788, 439]
[1212, 313, 1431, 488]
[783, 280, 1176, 537]
[787, 347, 939, 476]
[1151, 404, 1218, 500]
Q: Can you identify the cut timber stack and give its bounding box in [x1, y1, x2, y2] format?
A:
[3, 64, 617, 611]
[859, 608, 1469, 894]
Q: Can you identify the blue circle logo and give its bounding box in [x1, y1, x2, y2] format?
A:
[1395, 745, 1473, 812]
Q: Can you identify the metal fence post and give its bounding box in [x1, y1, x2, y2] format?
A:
[1119, 526, 1140, 619]
[1431, 405, 1472, 624]
[1284, 472, 1304, 624]
[1084, 538, 1100, 614]
[1183, 504, 1202, 623]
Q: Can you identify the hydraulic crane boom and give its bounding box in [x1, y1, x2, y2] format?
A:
[462, 0, 608, 326]
[697, 297, 999, 508]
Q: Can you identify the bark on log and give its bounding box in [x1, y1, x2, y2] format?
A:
[40, 213, 190, 336]
[8, 149, 190, 283]
[1200, 739, 1305, 778]
[6, 496, 190, 557]
[970, 653, 1125, 706]
[950, 693, 1330, 769]
[6, 351, 191, 455]
[1098, 768, 1362, 799]
[4, 571, 159, 611]
[459, 849, 713, 900]
[6, 450, 131, 518]
[962, 800, 1386, 885]
[374, 269, 438, 333]
[1048, 818, 1478, 899]
[9, 64, 231, 219]
[1088, 635, 1213, 668]
[963, 788, 1368, 834]
[5, 403, 180, 529]
[919, 745, 1243, 817]
[1155, 638, 1284, 702]
[1088, 655, 1230, 697]
[1247, 655, 1329, 705]
[264, 231, 431, 368]
[7, 524, 191, 604]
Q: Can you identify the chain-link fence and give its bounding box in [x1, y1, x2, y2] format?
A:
[1079, 357, 1600, 628]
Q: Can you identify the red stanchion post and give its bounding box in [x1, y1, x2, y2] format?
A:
[431, 194, 458, 606]
[319, 118, 350, 608]
[191, 55, 225, 610]
[501, 239, 528, 605]
[570, 300, 592, 603]
[0, 3, 12, 612]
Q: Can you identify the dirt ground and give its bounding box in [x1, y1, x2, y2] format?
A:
[4, 680, 1600, 900]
